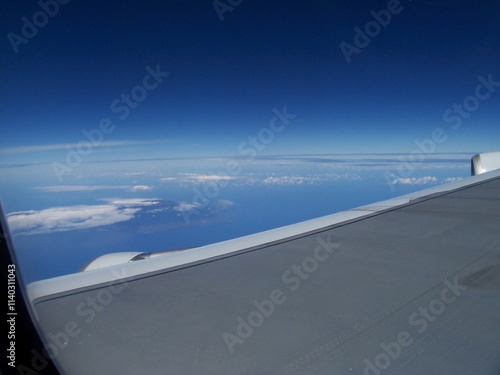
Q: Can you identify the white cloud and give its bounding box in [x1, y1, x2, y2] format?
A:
[161, 173, 237, 184]
[262, 176, 309, 185]
[129, 185, 152, 192]
[34, 185, 153, 193]
[262, 173, 361, 185]
[101, 198, 159, 206]
[172, 201, 202, 213]
[161, 172, 363, 187]
[170, 199, 234, 215]
[391, 176, 464, 186]
[391, 176, 439, 185]
[319, 173, 361, 182]
[7, 199, 159, 236]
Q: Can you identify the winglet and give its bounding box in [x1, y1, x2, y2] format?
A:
[471, 151, 500, 175]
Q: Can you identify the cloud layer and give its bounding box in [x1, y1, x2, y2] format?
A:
[34, 185, 152, 193]
[7, 197, 235, 236]
[390, 176, 463, 186]
[7, 199, 159, 236]
[161, 172, 362, 186]
[161, 173, 237, 184]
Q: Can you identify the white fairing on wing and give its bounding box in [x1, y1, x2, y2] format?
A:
[81, 252, 143, 271]
[81, 250, 181, 271]
[471, 151, 500, 175]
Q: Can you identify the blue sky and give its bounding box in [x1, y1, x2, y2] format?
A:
[1, 0, 499, 159]
[1, 0, 499, 282]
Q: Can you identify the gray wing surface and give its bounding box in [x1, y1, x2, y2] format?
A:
[28, 168, 500, 374]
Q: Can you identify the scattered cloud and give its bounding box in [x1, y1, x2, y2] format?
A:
[7, 199, 159, 236]
[100, 198, 159, 206]
[262, 176, 310, 185]
[129, 185, 152, 192]
[161, 172, 361, 186]
[161, 173, 237, 184]
[170, 199, 234, 214]
[172, 201, 202, 213]
[262, 173, 361, 185]
[34, 185, 153, 193]
[390, 176, 465, 186]
[7, 197, 236, 236]
[391, 176, 439, 185]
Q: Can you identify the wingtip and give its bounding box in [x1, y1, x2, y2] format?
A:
[471, 151, 500, 176]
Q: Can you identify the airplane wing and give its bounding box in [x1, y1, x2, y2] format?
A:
[23, 152, 500, 374]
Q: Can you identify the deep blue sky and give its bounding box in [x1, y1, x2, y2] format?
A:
[1, 0, 499, 162]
